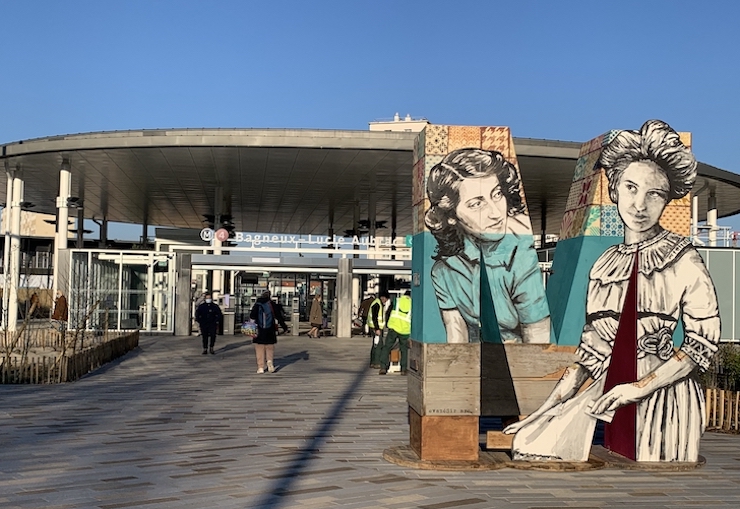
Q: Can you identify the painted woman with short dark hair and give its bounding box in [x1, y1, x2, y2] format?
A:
[505, 120, 720, 462]
[426, 148, 550, 344]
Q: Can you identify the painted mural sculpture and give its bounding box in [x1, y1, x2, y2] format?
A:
[425, 148, 550, 344]
[504, 120, 721, 462]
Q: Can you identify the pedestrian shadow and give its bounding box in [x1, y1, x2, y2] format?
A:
[271, 351, 309, 371]
[218, 339, 254, 353]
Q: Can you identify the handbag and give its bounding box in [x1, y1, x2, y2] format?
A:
[241, 320, 258, 338]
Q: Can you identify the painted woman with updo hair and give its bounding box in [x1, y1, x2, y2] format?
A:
[425, 148, 550, 344]
[505, 120, 721, 463]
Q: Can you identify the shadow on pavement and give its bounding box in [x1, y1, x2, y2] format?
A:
[251, 360, 368, 508]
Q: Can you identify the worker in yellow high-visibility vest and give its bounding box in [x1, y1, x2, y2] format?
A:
[367, 291, 391, 369]
[379, 290, 411, 375]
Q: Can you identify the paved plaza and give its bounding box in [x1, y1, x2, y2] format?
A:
[1, 334, 740, 509]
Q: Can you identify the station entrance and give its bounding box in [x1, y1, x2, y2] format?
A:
[231, 271, 336, 329]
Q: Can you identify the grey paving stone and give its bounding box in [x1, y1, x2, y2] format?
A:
[1, 334, 740, 508]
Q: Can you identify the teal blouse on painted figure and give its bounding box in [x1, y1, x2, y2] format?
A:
[431, 231, 549, 342]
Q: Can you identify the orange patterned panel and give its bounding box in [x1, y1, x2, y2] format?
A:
[481, 126, 511, 156]
[599, 171, 613, 205]
[672, 192, 691, 207]
[660, 205, 691, 237]
[447, 126, 482, 152]
[425, 125, 449, 156]
[679, 132, 692, 150]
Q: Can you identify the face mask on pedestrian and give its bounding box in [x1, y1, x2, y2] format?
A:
[205, 298, 212, 303]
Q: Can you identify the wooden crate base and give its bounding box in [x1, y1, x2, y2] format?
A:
[409, 407, 479, 461]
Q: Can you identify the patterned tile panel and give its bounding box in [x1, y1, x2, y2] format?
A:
[424, 125, 449, 156]
[413, 199, 430, 234]
[600, 205, 624, 237]
[578, 139, 595, 158]
[602, 129, 620, 146]
[672, 192, 691, 207]
[424, 154, 444, 176]
[575, 173, 602, 209]
[481, 126, 511, 156]
[583, 206, 601, 236]
[447, 126, 482, 152]
[599, 172, 613, 205]
[413, 129, 426, 164]
[660, 205, 691, 237]
[573, 155, 589, 182]
[412, 157, 425, 207]
[679, 132, 692, 149]
[559, 207, 588, 240]
[582, 149, 603, 181]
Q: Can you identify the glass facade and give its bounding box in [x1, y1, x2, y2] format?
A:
[68, 250, 175, 332]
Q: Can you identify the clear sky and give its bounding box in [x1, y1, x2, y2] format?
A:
[2, 0, 739, 237]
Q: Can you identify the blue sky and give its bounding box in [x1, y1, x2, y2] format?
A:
[2, 0, 739, 238]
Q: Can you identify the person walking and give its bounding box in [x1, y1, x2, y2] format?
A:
[379, 291, 412, 375]
[272, 294, 289, 334]
[195, 292, 222, 355]
[307, 292, 323, 338]
[250, 290, 278, 373]
[367, 291, 391, 369]
[358, 293, 375, 336]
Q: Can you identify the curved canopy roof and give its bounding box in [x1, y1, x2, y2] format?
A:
[1, 128, 739, 238]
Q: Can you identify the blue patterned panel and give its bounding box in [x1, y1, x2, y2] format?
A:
[600, 205, 624, 237]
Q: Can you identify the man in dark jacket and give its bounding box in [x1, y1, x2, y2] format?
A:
[195, 292, 222, 355]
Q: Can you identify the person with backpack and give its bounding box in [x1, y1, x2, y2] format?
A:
[250, 290, 278, 373]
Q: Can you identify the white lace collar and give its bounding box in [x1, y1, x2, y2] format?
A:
[590, 229, 691, 284]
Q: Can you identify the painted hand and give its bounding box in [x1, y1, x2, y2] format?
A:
[590, 383, 644, 416]
[503, 414, 537, 435]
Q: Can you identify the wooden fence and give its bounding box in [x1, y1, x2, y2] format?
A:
[705, 387, 740, 432]
[0, 331, 139, 384]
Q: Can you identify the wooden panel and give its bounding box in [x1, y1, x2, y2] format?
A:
[409, 340, 480, 378]
[481, 343, 576, 379]
[408, 372, 480, 416]
[486, 431, 514, 450]
[409, 407, 479, 461]
[481, 378, 562, 416]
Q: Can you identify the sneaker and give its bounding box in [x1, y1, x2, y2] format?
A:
[202, 349, 208, 355]
[369, 364, 380, 369]
[400, 370, 408, 376]
[379, 368, 387, 375]
[257, 368, 265, 374]
[209, 348, 215, 355]
[267, 361, 275, 373]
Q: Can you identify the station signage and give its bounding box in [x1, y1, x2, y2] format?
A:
[199, 228, 406, 248]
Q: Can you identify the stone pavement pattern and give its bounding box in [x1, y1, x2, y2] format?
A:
[1, 334, 740, 509]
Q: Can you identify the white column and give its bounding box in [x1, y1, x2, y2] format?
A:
[691, 194, 699, 242]
[708, 192, 718, 247]
[3, 167, 16, 327]
[53, 160, 72, 296]
[7, 176, 24, 331]
[212, 187, 223, 296]
[368, 192, 376, 258]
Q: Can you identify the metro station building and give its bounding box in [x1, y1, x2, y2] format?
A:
[3, 116, 740, 340]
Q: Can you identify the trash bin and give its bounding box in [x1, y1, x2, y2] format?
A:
[222, 310, 235, 335]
